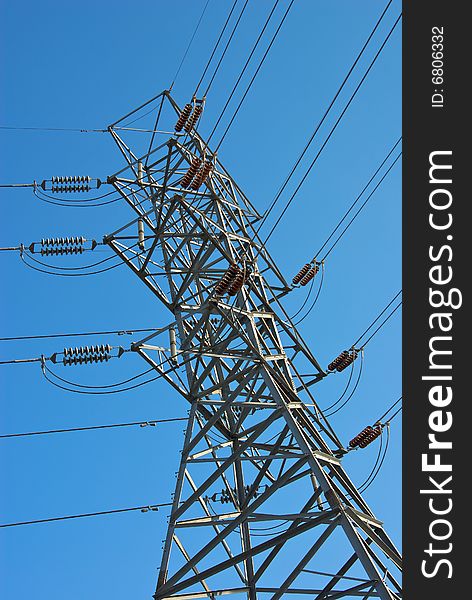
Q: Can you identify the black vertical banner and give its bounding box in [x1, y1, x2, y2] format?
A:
[403, 2, 467, 599]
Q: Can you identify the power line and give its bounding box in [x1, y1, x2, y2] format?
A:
[290, 141, 400, 318]
[0, 502, 172, 529]
[353, 291, 402, 348]
[323, 357, 355, 410]
[377, 396, 402, 423]
[358, 428, 388, 493]
[253, 0, 395, 237]
[170, 0, 212, 89]
[315, 138, 401, 260]
[203, 0, 250, 98]
[34, 187, 118, 204]
[17, 251, 117, 273]
[292, 265, 325, 325]
[0, 126, 180, 136]
[33, 187, 121, 209]
[39, 348, 199, 396]
[320, 151, 401, 260]
[41, 365, 160, 396]
[325, 353, 364, 417]
[214, 0, 296, 152]
[361, 302, 402, 349]
[206, 0, 279, 144]
[0, 357, 43, 366]
[359, 426, 390, 493]
[387, 405, 402, 422]
[0, 182, 35, 188]
[0, 126, 106, 133]
[0, 417, 187, 440]
[20, 251, 125, 278]
[0, 327, 164, 343]
[259, 12, 402, 246]
[194, 0, 239, 97]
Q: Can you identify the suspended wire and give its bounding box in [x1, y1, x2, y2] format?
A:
[290, 274, 316, 320]
[206, 487, 291, 537]
[194, 0, 239, 96]
[292, 264, 325, 325]
[207, 0, 279, 144]
[43, 363, 156, 391]
[253, 0, 395, 236]
[358, 430, 384, 493]
[0, 125, 176, 136]
[353, 291, 402, 348]
[377, 396, 402, 424]
[0, 183, 35, 189]
[214, 0, 296, 152]
[359, 425, 390, 493]
[0, 417, 187, 440]
[249, 519, 291, 536]
[34, 187, 118, 204]
[360, 302, 401, 348]
[323, 358, 356, 412]
[119, 102, 165, 129]
[203, 0, 250, 98]
[33, 187, 121, 209]
[316, 424, 395, 510]
[18, 250, 117, 273]
[16, 236, 140, 277]
[40, 347, 197, 395]
[170, 0, 212, 89]
[20, 251, 125, 278]
[258, 12, 402, 246]
[41, 365, 163, 396]
[0, 327, 165, 343]
[0, 502, 172, 529]
[0, 126, 106, 134]
[320, 151, 401, 261]
[387, 405, 402, 422]
[325, 353, 364, 417]
[314, 137, 401, 259]
[0, 357, 42, 366]
[330, 403, 401, 498]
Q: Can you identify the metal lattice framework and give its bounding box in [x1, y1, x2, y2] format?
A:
[103, 91, 402, 600]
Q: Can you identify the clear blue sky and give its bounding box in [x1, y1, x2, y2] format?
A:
[0, 1, 401, 598]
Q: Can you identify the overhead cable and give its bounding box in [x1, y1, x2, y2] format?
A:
[207, 0, 279, 143]
[193, 0, 239, 97]
[0, 502, 172, 529]
[214, 0, 296, 151]
[203, 0, 250, 98]
[170, 0, 212, 89]
[313, 138, 401, 261]
[259, 12, 402, 246]
[0, 327, 164, 343]
[353, 291, 402, 349]
[254, 0, 395, 236]
[320, 151, 401, 261]
[0, 417, 187, 440]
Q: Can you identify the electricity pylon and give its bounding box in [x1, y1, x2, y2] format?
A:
[104, 91, 402, 600]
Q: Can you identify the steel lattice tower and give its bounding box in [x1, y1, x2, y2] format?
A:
[103, 91, 402, 600]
